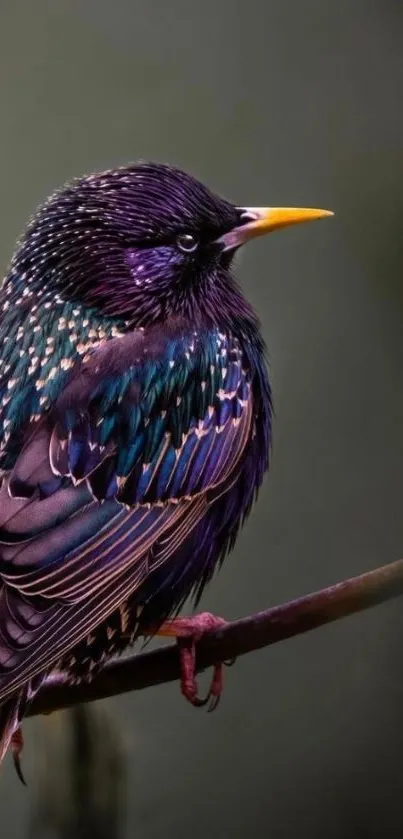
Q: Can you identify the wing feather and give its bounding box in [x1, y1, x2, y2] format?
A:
[0, 321, 255, 701]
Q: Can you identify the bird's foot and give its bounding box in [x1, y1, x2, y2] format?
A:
[152, 612, 227, 711]
[11, 727, 26, 786]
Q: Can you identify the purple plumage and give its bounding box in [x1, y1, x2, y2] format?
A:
[0, 161, 330, 774]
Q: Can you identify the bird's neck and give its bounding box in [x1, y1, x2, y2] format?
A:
[0, 279, 128, 462]
[170, 268, 265, 351]
[0, 282, 128, 376]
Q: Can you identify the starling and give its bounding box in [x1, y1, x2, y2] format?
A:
[0, 162, 332, 775]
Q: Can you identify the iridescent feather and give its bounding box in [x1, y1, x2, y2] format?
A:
[0, 162, 272, 762]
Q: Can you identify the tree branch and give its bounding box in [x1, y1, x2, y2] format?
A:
[28, 557, 403, 718]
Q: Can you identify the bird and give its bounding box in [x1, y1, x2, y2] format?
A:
[0, 161, 332, 779]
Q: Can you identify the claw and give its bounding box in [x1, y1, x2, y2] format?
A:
[207, 662, 223, 713]
[177, 638, 223, 709]
[178, 638, 208, 706]
[150, 611, 227, 711]
[11, 728, 26, 786]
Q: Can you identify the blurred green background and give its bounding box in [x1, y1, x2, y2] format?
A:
[1, 1, 403, 836]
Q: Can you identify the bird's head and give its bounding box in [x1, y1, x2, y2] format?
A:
[9, 162, 332, 328]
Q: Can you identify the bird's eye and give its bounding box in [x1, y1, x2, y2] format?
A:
[176, 232, 198, 253]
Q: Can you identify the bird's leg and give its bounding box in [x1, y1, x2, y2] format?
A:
[145, 612, 227, 711]
[11, 726, 26, 786]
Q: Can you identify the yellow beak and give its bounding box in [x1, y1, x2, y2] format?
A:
[218, 206, 333, 250]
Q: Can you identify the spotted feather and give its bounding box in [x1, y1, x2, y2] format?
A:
[0, 319, 263, 709]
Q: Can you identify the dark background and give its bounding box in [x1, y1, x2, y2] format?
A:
[1, 1, 403, 837]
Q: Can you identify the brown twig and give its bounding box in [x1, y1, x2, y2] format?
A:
[28, 557, 403, 718]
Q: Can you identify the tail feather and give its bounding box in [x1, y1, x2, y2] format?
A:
[0, 674, 46, 767]
[0, 691, 25, 765]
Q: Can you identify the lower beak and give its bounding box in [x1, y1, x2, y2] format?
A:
[217, 206, 333, 251]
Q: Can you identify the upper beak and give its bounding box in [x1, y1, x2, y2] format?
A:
[217, 206, 334, 251]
